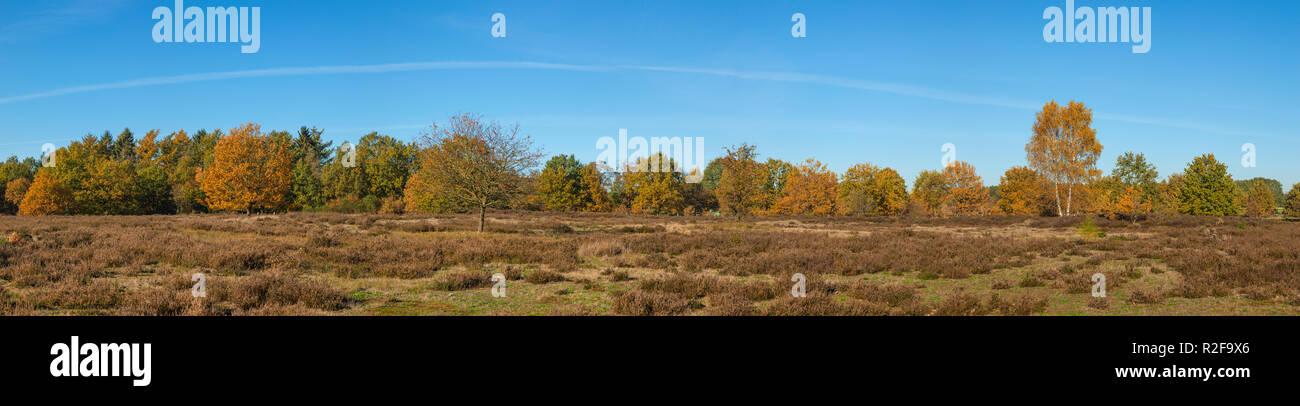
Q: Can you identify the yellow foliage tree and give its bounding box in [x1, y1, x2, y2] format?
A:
[1239, 180, 1275, 217]
[578, 162, 612, 212]
[772, 158, 837, 216]
[622, 153, 686, 215]
[135, 129, 162, 166]
[837, 163, 907, 216]
[197, 123, 293, 214]
[910, 170, 948, 216]
[402, 167, 465, 214]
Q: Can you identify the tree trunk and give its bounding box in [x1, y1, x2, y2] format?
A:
[1053, 183, 1063, 217]
[1066, 184, 1074, 216]
[478, 205, 486, 233]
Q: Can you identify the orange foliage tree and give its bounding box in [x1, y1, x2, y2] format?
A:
[4, 177, 30, 207]
[18, 170, 71, 215]
[1112, 186, 1151, 222]
[772, 158, 837, 216]
[197, 123, 293, 214]
[715, 144, 767, 218]
[996, 166, 1049, 215]
[942, 161, 989, 215]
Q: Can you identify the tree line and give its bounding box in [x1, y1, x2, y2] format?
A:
[3, 105, 1299, 228]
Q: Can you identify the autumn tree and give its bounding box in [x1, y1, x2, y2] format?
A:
[197, 123, 294, 214]
[1176, 154, 1238, 216]
[577, 162, 613, 212]
[537, 155, 585, 211]
[1238, 180, 1275, 217]
[837, 163, 907, 216]
[1149, 174, 1184, 215]
[411, 114, 542, 232]
[910, 170, 948, 216]
[0, 156, 38, 214]
[761, 158, 796, 213]
[1112, 186, 1151, 222]
[1286, 183, 1300, 217]
[1235, 178, 1284, 209]
[996, 166, 1050, 215]
[1092, 152, 1160, 219]
[135, 130, 162, 166]
[621, 153, 687, 215]
[1027, 100, 1103, 216]
[4, 178, 30, 208]
[772, 158, 837, 216]
[18, 170, 71, 215]
[402, 167, 465, 214]
[715, 144, 767, 218]
[942, 161, 989, 215]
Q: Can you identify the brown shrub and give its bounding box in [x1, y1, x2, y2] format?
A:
[847, 282, 917, 306]
[763, 294, 889, 316]
[306, 233, 342, 248]
[125, 287, 212, 316]
[638, 273, 722, 298]
[612, 290, 689, 316]
[1017, 274, 1045, 288]
[211, 273, 347, 311]
[1128, 287, 1165, 304]
[704, 293, 757, 316]
[934, 291, 987, 316]
[524, 269, 566, 284]
[577, 239, 624, 257]
[26, 280, 123, 311]
[1088, 297, 1109, 310]
[995, 293, 1048, 315]
[428, 269, 493, 291]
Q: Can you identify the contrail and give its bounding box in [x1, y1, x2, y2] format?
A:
[0, 60, 1268, 138]
[0, 61, 608, 104]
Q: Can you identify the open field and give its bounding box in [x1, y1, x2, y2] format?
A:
[1, 212, 1298, 316]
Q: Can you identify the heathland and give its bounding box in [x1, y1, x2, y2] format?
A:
[2, 212, 1297, 316]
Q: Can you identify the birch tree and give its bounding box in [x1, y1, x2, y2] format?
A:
[1027, 100, 1102, 216]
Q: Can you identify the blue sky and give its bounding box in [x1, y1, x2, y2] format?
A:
[1, 0, 1297, 189]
